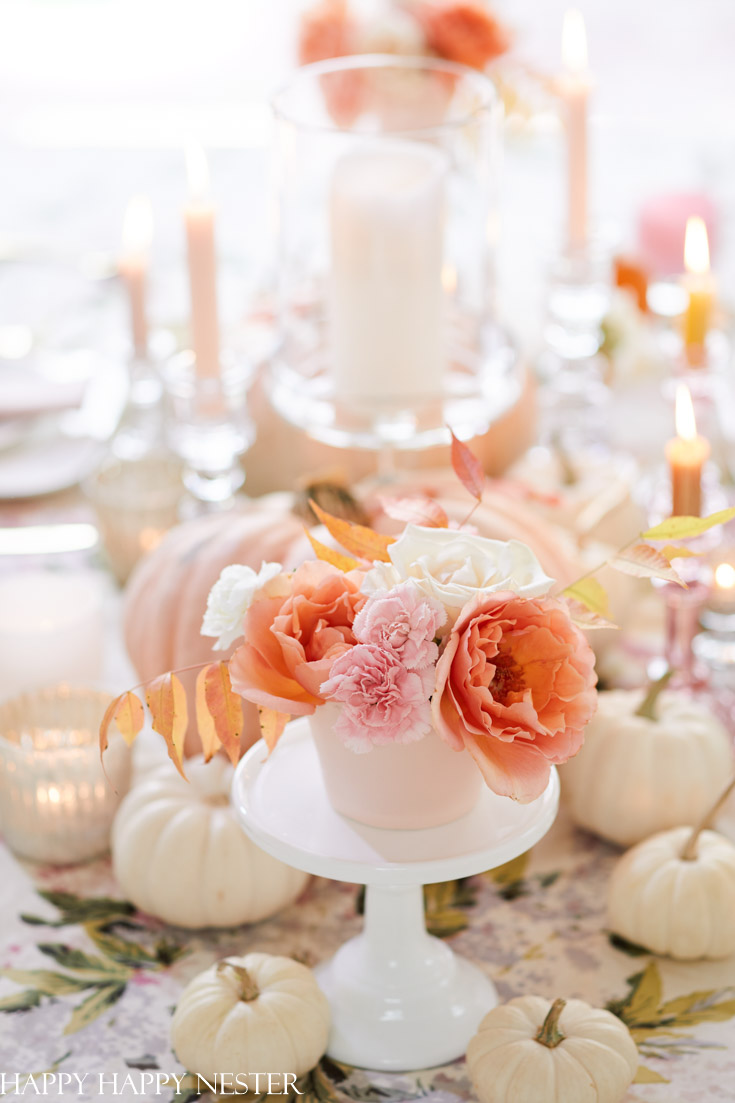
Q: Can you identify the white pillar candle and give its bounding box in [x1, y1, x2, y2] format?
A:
[119, 195, 153, 358]
[0, 571, 104, 698]
[560, 9, 590, 252]
[330, 140, 447, 405]
[184, 142, 221, 380]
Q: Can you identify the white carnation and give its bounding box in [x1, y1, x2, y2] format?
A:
[201, 561, 282, 651]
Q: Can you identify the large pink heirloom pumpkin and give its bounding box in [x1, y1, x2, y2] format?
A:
[123, 481, 582, 755]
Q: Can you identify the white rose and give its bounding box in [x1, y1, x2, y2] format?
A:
[362, 525, 553, 619]
[201, 562, 283, 651]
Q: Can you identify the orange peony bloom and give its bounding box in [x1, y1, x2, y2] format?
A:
[229, 560, 366, 717]
[418, 1, 511, 71]
[432, 591, 597, 802]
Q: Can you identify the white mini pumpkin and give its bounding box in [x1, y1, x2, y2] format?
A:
[171, 954, 330, 1088]
[467, 995, 638, 1103]
[608, 825, 735, 960]
[112, 756, 308, 929]
[562, 687, 733, 847]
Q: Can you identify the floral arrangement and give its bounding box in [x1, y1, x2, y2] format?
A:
[204, 522, 596, 803]
[100, 436, 735, 805]
[298, 0, 511, 74]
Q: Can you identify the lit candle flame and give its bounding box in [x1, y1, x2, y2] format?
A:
[186, 140, 210, 204]
[684, 215, 710, 276]
[442, 264, 457, 295]
[562, 9, 588, 73]
[675, 383, 697, 441]
[715, 562, 735, 590]
[121, 195, 153, 258]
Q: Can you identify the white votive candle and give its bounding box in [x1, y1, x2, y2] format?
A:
[330, 140, 447, 405]
[0, 571, 104, 698]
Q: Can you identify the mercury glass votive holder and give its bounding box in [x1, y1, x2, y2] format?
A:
[268, 55, 518, 455]
[84, 452, 184, 583]
[0, 686, 132, 865]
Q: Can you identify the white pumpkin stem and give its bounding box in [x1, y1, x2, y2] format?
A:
[681, 775, 735, 861]
[217, 960, 260, 1002]
[535, 998, 567, 1048]
[634, 669, 674, 721]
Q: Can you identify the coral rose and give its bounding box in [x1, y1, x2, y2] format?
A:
[229, 560, 366, 716]
[417, 1, 511, 71]
[433, 591, 597, 802]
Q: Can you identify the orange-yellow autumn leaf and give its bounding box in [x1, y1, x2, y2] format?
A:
[562, 576, 611, 619]
[378, 496, 449, 529]
[258, 706, 290, 753]
[660, 544, 702, 563]
[195, 668, 222, 763]
[145, 672, 188, 779]
[99, 690, 145, 763]
[309, 500, 394, 563]
[196, 662, 243, 766]
[642, 507, 735, 541]
[111, 691, 145, 746]
[449, 429, 485, 503]
[305, 529, 359, 572]
[609, 544, 687, 588]
[564, 598, 618, 631]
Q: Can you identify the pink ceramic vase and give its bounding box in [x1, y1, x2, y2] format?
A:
[309, 703, 483, 830]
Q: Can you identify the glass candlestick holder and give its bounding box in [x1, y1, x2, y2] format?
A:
[267, 55, 522, 461]
[163, 350, 254, 510]
[113, 328, 178, 460]
[693, 551, 735, 674]
[537, 239, 613, 452]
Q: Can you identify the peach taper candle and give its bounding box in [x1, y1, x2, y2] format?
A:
[665, 384, 710, 517]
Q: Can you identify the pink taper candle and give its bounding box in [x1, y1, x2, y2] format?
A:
[184, 143, 221, 379]
[120, 195, 153, 357]
[561, 9, 590, 251]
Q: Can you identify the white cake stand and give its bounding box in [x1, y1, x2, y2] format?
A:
[232, 719, 559, 1072]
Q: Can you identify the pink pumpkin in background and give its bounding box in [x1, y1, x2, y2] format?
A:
[123, 496, 310, 756]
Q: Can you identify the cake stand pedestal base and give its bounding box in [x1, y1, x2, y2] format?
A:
[315, 883, 496, 1069]
[232, 721, 559, 1072]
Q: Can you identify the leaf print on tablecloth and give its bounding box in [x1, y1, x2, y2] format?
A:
[607, 960, 735, 1058]
[84, 925, 185, 969]
[1, 888, 185, 1037]
[20, 891, 137, 928]
[37, 942, 127, 977]
[423, 880, 479, 938]
[64, 982, 126, 1035]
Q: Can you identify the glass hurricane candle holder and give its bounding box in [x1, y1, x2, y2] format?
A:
[267, 55, 520, 456]
[0, 685, 131, 864]
[163, 350, 254, 509]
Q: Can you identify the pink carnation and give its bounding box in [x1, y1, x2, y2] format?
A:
[321, 643, 434, 753]
[353, 582, 445, 669]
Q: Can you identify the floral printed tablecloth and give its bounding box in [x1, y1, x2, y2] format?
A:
[1, 799, 734, 1103]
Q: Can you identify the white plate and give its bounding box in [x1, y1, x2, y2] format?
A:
[0, 355, 127, 499]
